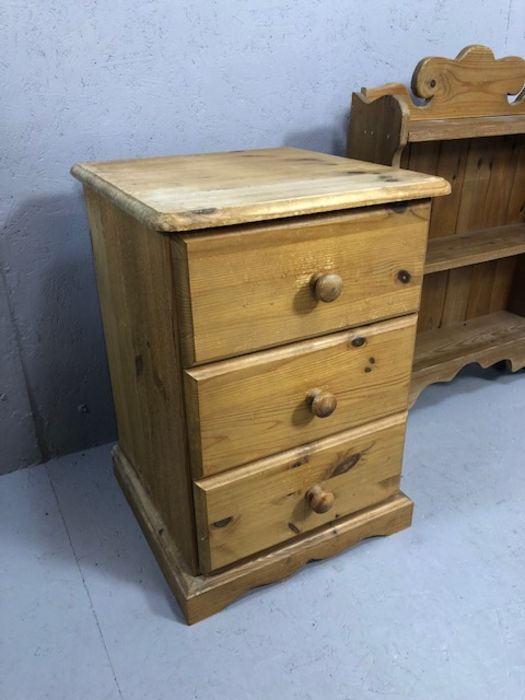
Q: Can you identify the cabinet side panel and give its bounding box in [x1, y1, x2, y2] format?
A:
[347, 93, 406, 167]
[84, 188, 197, 572]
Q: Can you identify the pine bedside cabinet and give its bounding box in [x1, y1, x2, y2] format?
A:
[71, 148, 449, 623]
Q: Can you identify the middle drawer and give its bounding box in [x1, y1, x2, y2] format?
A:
[184, 314, 417, 477]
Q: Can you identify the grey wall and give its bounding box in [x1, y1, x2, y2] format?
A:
[1, 1, 524, 474]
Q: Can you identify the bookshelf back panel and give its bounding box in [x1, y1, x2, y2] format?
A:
[406, 134, 525, 330]
[418, 258, 518, 331]
[404, 135, 525, 238]
[509, 256, 525, 317]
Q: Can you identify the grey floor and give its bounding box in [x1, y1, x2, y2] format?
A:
[2, 366, 525, 700]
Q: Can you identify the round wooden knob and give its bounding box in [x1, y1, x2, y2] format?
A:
[306, 485, 335, 514]
[311, 272, 343, 302]
[306, 388, 337, 418]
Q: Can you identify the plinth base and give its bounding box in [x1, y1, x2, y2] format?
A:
[113, 446, 414, 624]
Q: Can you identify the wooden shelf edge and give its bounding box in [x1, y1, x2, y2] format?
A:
[410, 312, 525, 406]
[408, 114, 525, 143]
[425, 223, 525, 274]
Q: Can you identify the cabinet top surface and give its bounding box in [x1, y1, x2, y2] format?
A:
[71, 147, 449, 232]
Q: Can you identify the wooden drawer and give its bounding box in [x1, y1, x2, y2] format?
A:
[185, 314, 417, 477]
[173, 201, 430, 365]
[194, 413, 407, 572]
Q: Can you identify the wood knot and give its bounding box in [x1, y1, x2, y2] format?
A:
[390, 203, 408, 213]
[212, 517, 233, 529]
[330, 453, 362, 477]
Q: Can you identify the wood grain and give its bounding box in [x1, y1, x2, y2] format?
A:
[347, 92, 409, 167]
[417, 272, 448, 332]
[362, 84, 414, 102]
[509, 256, 525, 316]
[507, 138, 525, 222]
[411, 45, 525, 120]
[409, 114, 525, 142]
[404, 142, 452, 333]
[488, 258, 517, 313]
[114, 445, 413, 624]
[407, 141, 444, 238]
[84, 189, 198, 571]
[194, 413, 407, 571]
[71, 147, 449, 232]
[174, 203, 430, 364]
[464, 262, 497, 319]
[185, 315, 417, 476]
[425, 139, 470, 239]
[440, 268, 473, 327]
[354, 47, 525, 128]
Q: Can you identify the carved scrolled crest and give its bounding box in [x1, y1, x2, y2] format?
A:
[357, 45, 525, 121]
[410, 44, 525, 118]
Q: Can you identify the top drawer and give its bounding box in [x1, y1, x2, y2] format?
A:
[173, 201, 430, 365]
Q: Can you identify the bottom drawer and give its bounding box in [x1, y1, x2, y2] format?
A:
[194, 412, 407, 572]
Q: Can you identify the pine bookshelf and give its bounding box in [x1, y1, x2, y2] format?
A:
[347, 45, 525, 404]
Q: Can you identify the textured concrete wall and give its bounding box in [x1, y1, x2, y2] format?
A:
[1, 1, 524, 473]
